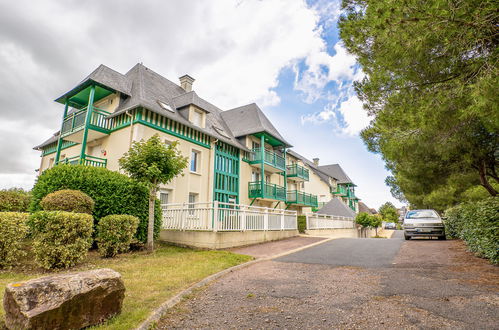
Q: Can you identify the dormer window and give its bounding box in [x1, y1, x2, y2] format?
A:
[191, 109, 202, 127]
[157, 100, 174, 113]
[213, 125, 230, 138]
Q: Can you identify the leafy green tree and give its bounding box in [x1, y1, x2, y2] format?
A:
[119, 134, 188, 251]
[339, 0, 499, 209]
[378, 202, 399, 223]
[356, 212, 383, 235]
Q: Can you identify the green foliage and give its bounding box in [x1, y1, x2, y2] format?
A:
[97, 215, 140, 257]
[0, 189, 31, 212]
[119, 134, 188, 250]
[378, 202, 399, 223]
[444, 197, 499, 264]
[297, 215, 306, 233]
[0, 212, 29, 269]
[30, 165, 161, 243]
[461, 183, 499, 202]
[340, 0, 499, 209]
[40, 189, 95, 214]
[30, 211, 93, 269]
[356, 212, 382, 229]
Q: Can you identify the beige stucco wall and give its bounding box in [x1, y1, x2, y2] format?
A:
[160, 229, 298, 249]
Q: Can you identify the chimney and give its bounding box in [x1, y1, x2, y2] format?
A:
[313, 158, 319, 166]
[179, 74, 195, 92]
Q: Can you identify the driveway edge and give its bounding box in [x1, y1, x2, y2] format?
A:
[135, 237, 334, 330]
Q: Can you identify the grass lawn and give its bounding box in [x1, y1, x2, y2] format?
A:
[0, 243, 252, 329]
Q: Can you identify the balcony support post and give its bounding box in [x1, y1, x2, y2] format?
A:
[55, 101, 69, 163]
[260, 135, 265, 198]
[283, 147, 287, 202]
[80, 85, 95, 161]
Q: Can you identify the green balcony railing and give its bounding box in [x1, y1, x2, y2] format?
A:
[286, 190, 318, 207]
[57, 154, 107, 168]
[247, 148, 286, 171]
[286, 164, 309, 181]
[248, 181, 287, 201]
[60, 106, 112, 137]
[333, 185, 348, 196]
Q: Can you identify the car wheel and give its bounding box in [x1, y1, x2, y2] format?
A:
[438, 235, 446, 240]
[404, 234, 411, 240]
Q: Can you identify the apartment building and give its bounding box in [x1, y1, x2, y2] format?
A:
[34, 63, 359, 215]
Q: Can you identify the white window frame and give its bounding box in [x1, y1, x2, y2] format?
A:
[190, 149, 201, 173]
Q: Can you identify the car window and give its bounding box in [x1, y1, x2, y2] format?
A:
[405, 210, 439, 219]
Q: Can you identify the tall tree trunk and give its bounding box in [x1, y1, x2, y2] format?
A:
[478, 161, 497, 196]
[147, 186, 156, 252]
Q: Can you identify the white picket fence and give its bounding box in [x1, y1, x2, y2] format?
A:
[306, 213, 355, 229]
[162, 201, 297, 232]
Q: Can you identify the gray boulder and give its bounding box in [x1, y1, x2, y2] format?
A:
[3, 268, 125, 330]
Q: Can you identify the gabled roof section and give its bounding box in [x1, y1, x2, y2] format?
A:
[287, 150, 337, 187]
[55, 64, 132, 103]
[317, 198, 356, 218]
[358, 201, 375, 214]
[172, 91, 213, 113]
[319, 164, 354, 185]
[220, 103, 292, 147]
[33, 131, 59, 150]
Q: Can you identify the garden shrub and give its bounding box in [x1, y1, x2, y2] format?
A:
[355, 212, 373, 228]
[40, 189, 95, 214]
[297, 215, 306, 233]
[444, 197, 499, 264]
[30, 211, 93, 269]
[97, 215, 140, 257]
[0, 189, 31, 212]
[0, 212, 29, 269]
[30, 165, 162, 243]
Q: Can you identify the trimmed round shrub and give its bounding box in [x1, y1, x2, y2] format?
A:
[97, 215, 140, 257]
[40, 189, 95, 214]
[30, 211, 93, 269]
[0, 189, 31, 212]
[297, 215, 306, 233]
[0, 212, 29, 269]
[30, 165, 162, 243]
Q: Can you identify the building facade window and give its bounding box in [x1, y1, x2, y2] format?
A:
[188, 193, 197, 215]
[190, 150, 200, 173]
[251, 170, 260, 182]
[191, 109, 203, 127]
[159, 190, 170, 208]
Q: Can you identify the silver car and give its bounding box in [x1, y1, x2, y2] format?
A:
[403, 209, 446, 240]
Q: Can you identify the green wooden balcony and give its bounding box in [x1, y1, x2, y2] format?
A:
[248, 181, 286, 201]
[57, 154, 107, 168]
[246, 147, 286, 172]
[286, 164, 309, 181]
[286, 190, 318, 207]
[333, 185, 348, 196]
[60, 106, 112, 138]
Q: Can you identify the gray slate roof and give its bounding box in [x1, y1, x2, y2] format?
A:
[34, 132, 59, 150]
[55, 64, 132, 103]
[317, 198, 356, 218]
[221, 103, 291, 147]
[318, 164, 354, 185]
[287, 150, 337, 188]
[358, 201, 375, 214]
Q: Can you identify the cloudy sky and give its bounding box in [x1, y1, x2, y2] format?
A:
[0, 0, 402, 209]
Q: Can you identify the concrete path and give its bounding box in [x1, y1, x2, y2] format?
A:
[158, 231, 499, 329]
[229, 236, 328, 259]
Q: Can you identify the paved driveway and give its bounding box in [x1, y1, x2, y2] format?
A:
[158, 232, 499, 329]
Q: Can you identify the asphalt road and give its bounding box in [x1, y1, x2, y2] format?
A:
[158, 232, 499, 329]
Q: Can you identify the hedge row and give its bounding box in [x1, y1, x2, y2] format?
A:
[30, 165, 162, 243]
[0, 189, 31, 212]
[444, 197, 499, 264]
[0, 212, 29, 269]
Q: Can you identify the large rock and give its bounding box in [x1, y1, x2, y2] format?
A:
[3, 268, 125, 330]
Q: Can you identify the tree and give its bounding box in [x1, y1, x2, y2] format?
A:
[339, 0, 499, 209]
[119, 134, 188, 251]
[378, 202, 399, 223]
[355, 212, 382, 235]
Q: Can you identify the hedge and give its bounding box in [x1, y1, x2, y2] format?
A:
[0, 212, 29, 269]
[444, 197, 499, 264]
[30, 165, 162, 243]
[30, 211, 93, 269]
[40, 189, 95, 214]
[0, 189, 31, 212]
[97, 215, 140, 257]
[297, 215, 306, 233]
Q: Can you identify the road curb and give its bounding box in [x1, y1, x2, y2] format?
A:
[135, 237, 333, 329]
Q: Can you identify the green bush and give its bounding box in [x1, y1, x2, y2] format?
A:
[97, 215, 140, 257]
[30, 165, 162, 243]
[0, 189, 31, 212]
[40, 189, 95, 214]
[444, 197, 499, 264]
[297, 215, 306, 233]
[30, 211, 93, 269]
[355, 212, 372, 228]
[0, 212, 29, 269]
